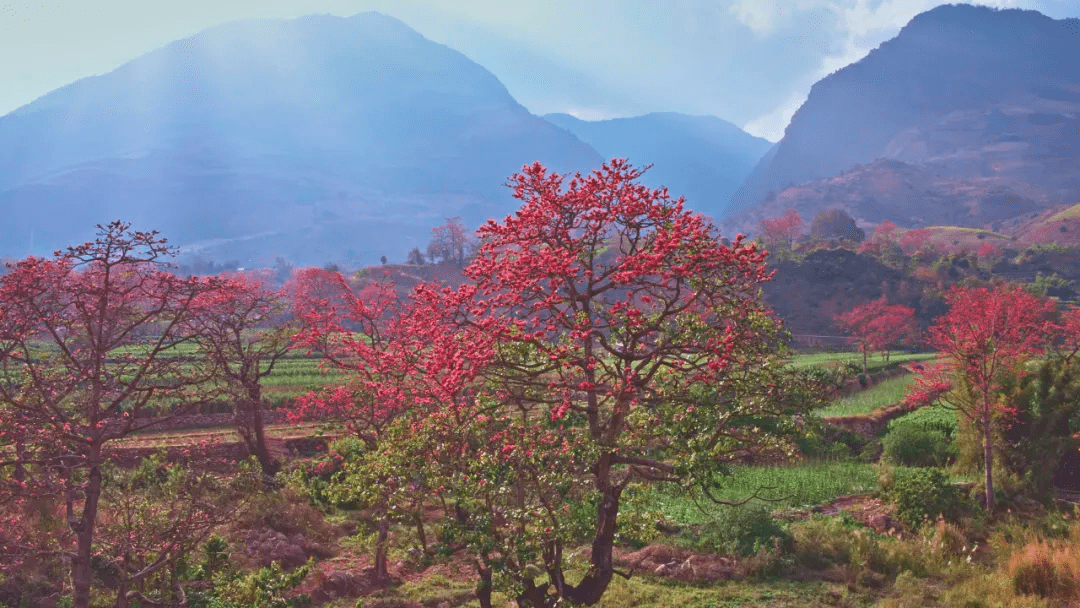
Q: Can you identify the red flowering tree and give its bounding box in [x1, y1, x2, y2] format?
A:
[903, 283, 1057, 511]
[977, 242, 1004, 274]
[288, 269, 494, 580]
[427, 216, 475, 267]
[184, 270, 296, 480]
[759, 208, 806, 251]
[900, 228, 929, 252]
[441, 160, 818, 606]
[834, 297, 918, 374]
[0, 222, 219, 608]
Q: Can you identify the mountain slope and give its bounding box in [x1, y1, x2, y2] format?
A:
[726, 4, 1080, 229]
[0, 12, 602, 265]
[544, 112, 772, 219]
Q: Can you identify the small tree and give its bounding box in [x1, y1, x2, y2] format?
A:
[810, 208, 865, 242]
[834, 297, 918, 374]
[904, 283, 1057, 511]
[406, 247, 425, 265]
[0, 222, 219, 608]
[759, 209, 806, 252]
[900, 228, 932, 255]
[185, 270, 296, 481]
[977, 242, 1004, 275]
[427, 217, 474, 267]
[287, 270, 490, 579]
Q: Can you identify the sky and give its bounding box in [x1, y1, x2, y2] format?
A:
[2, 0, 1079, 142]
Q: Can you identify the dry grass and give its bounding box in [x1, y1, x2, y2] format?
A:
[1006, 539, 1080, 600]
[1048, 203, 1080, 223]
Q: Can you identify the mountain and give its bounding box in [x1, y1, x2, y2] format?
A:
[728, 158, 1050, 236]
[544, 112, 772, 219]
[725, 4, 1080, 233]
[0, 12, 602, 266]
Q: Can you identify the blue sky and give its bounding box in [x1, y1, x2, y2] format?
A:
[2, 0, 1079, 141]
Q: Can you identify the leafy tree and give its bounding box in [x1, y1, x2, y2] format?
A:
[427, 217, 474, 267]
[904, 283, 1057, 511]
[185, 271, 296, 480]
[834, 297, 918, 374]
[0, 222, 220, 608]
[900, 228, 933, 255]
[288, 270, 491, 580]
[759, 209, 806, 251]
[406, 247, 425, 265]
[433, 160, 820, 606]
[810, 208, 865, 242]
[96, 454, 259, 608]
[998, 356, 1080, 503]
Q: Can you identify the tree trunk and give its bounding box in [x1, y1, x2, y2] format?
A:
[12, 440, 25, 482]
[238, 385, 279, 482]
[862, 350, 868, 375]
[562, 453, 621, 606]
[374, 497, 390, 580]
[475, 560, 493, 608]
[983, 408, 996, 512]
[72, 458, 103, 608]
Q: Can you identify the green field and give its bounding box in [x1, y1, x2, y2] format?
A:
[640, 461, 879, 525]
[817, 373, 919, 418]
[786, 350, 934, 370]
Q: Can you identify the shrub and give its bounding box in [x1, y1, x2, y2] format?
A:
[881, 424, 955, 467]
[683, 504, 792, 557]
[878, 466, 967, 528]
[1007, 539, 1080, 600]
[790, 515, 883, 572]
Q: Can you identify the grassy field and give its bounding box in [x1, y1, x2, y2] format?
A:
[786, 351, 934, 370]
[817, 374, 919, 418]
[640, 461, 879, 525]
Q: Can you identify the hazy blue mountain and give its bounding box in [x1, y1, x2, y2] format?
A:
[0, 12, 601, 266]
[544, 112, 772, 219]
[726, 4, 1080, 233]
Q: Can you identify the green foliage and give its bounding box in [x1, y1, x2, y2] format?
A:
[1025, 272, 1075, 298]
[189, 561, 313, 608]
[681, 504, 792, 557]
[878, 466, 968, 528]
[999, 357, 1080, 503]
[881, 411, 957, 467]
[888, 404, 958, 436]
[882, 424, 954, 467]
[795, 423, 862, 460]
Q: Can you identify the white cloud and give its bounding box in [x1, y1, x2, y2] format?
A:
[741, 0, 1032, 140]
[729, 0, 782, 33]
[742, 88, 808, 142]
[562, 107, 623, 121]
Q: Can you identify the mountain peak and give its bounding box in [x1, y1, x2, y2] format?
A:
[0, 12, 601, 265]
[728, 4, 1080, 224]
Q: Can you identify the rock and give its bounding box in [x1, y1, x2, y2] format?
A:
[868, 514, 894, 534]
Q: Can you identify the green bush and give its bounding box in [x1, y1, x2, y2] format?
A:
[682, 504, 792, 557]
[888, 404, 958, 437]
[878, 466, 967, 528]
[881, 424, 955, 467]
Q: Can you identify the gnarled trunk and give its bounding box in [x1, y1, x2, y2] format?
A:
[236, 383, 279, 482]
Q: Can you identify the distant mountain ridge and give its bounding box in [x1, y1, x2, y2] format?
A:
[544, 112, 772, 219]
[0, 12, 601, 266]
[725, 4, 1080, 235]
